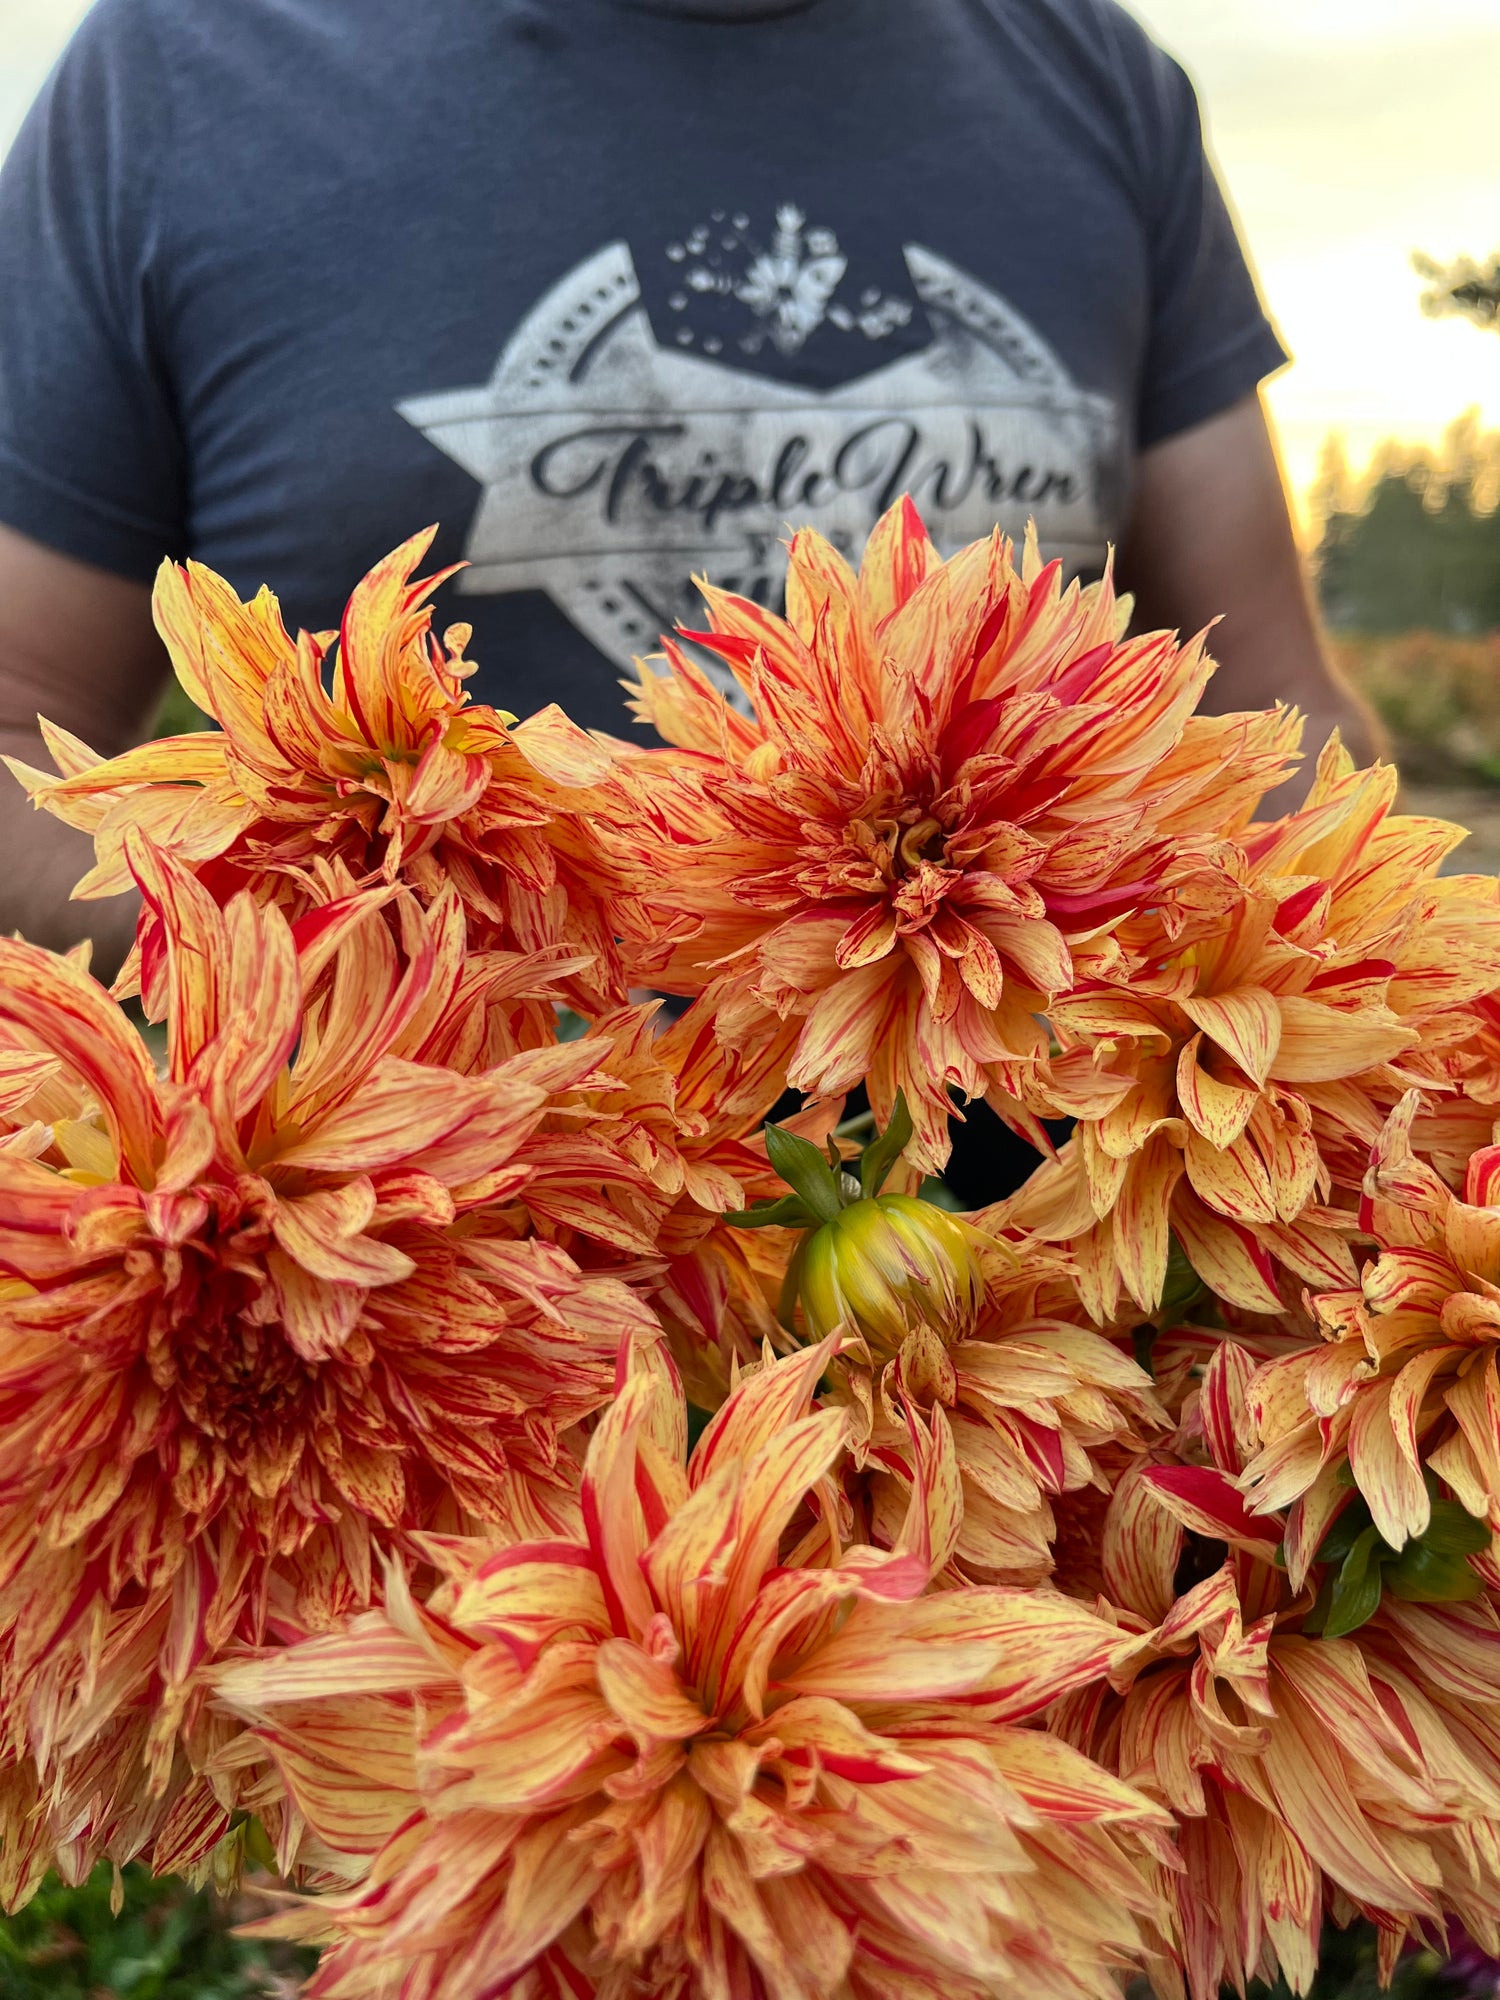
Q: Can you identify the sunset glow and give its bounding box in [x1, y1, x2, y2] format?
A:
[1135, 0, 1500, 519]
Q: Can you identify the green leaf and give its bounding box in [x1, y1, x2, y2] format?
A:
[1131, 1322, 1157, 1379]
[1314, 1495, 1376, 1569]
[763, 1123, 846, 1223]
[777, 1235, 808, 1334]
[1301, 1570, 1335, 1635]
[721, 1192, 817, 1231]
[1417, 1498, 1491, 1557]
[1385, 1539, 1486, 1604]
[1155, 1234, 1208, 1328]
[858, 1089, 915, 1200]
[1323, 1523, 1387, 1637]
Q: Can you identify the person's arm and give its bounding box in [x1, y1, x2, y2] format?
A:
[1118, 390, 1380, 799]
[1089, 10, 1376, 794]
[0, 4, 189, 971]
[0, 524, 166, 969]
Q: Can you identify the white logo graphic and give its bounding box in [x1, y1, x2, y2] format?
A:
[667, 204, 914, 357]
[399, 216, 1117, 674]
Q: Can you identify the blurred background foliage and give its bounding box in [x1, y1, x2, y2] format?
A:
[1315, 412, 1500, 641]
[1305, 396, 1500, 893]
[0, 1863, 313, 1999]
[1414, 250, 1500, 338]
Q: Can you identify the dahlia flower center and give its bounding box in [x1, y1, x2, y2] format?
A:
[895, 815, 946, 869]
[141, 1179, 335, 1476]
[165, 1289, 314, 1451]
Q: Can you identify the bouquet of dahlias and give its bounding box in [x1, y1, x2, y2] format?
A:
[6, 502, 1500, 2000]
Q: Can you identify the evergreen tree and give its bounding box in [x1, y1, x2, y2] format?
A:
[1414, 250, 1500, 333]
[1315, 412, 1500, 634]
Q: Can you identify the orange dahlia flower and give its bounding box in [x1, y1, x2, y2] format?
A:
[844, 1233, 1165, 1582]
[998, 746, 1500, 1320]
[1243, 1089, 1500, 1565]
[496, 996, 799, 1270]
[217, 1341, 1164, 2000]
[10, 530, 635, 1016]
[1052, 1341, 1500, 2000]
[0, 838, 654, 1883]
[616, 499, 1295, 1169]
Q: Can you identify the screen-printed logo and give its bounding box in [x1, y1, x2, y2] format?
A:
[399, 211, 1117, 673]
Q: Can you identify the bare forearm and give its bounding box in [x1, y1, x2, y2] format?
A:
[1193, 571, 1382, 808]
[0, 527, 166, 975]
[1180, 542, 1380, 774]
[1119, 393, 1383, 805]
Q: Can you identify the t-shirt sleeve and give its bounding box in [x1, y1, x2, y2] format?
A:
[1101, 7, 1289, 449]
[0, 0, 185, 579]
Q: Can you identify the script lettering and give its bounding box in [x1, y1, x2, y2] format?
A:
[529, 416, 1081, 540]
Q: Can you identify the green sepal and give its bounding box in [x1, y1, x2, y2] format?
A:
[721, 1192, 818, 1231]
[241, 1813, 277, 1873]
[763, 1123, 846, 1224]
[1384, 1539, 1485, 1604]
[776, 1235, 808, 1335]
[858, 1089, 914, 1201]
[1323, 1523, 1386, 1637]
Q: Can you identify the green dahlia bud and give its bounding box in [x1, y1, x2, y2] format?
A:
[724, 1091, 985, 1356]
[800, 1192, 984, 1358]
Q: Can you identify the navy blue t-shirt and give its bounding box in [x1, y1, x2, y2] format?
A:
[0, 0, 1286, 734]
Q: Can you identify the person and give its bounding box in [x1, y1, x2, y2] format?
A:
[0, 0, 1374, 972]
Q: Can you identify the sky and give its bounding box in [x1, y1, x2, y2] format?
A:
[1132, 0, 1500, 513]
[0, 0, 1496, 519]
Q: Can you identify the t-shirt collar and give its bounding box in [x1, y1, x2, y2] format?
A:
[602, 0, 824, 18]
